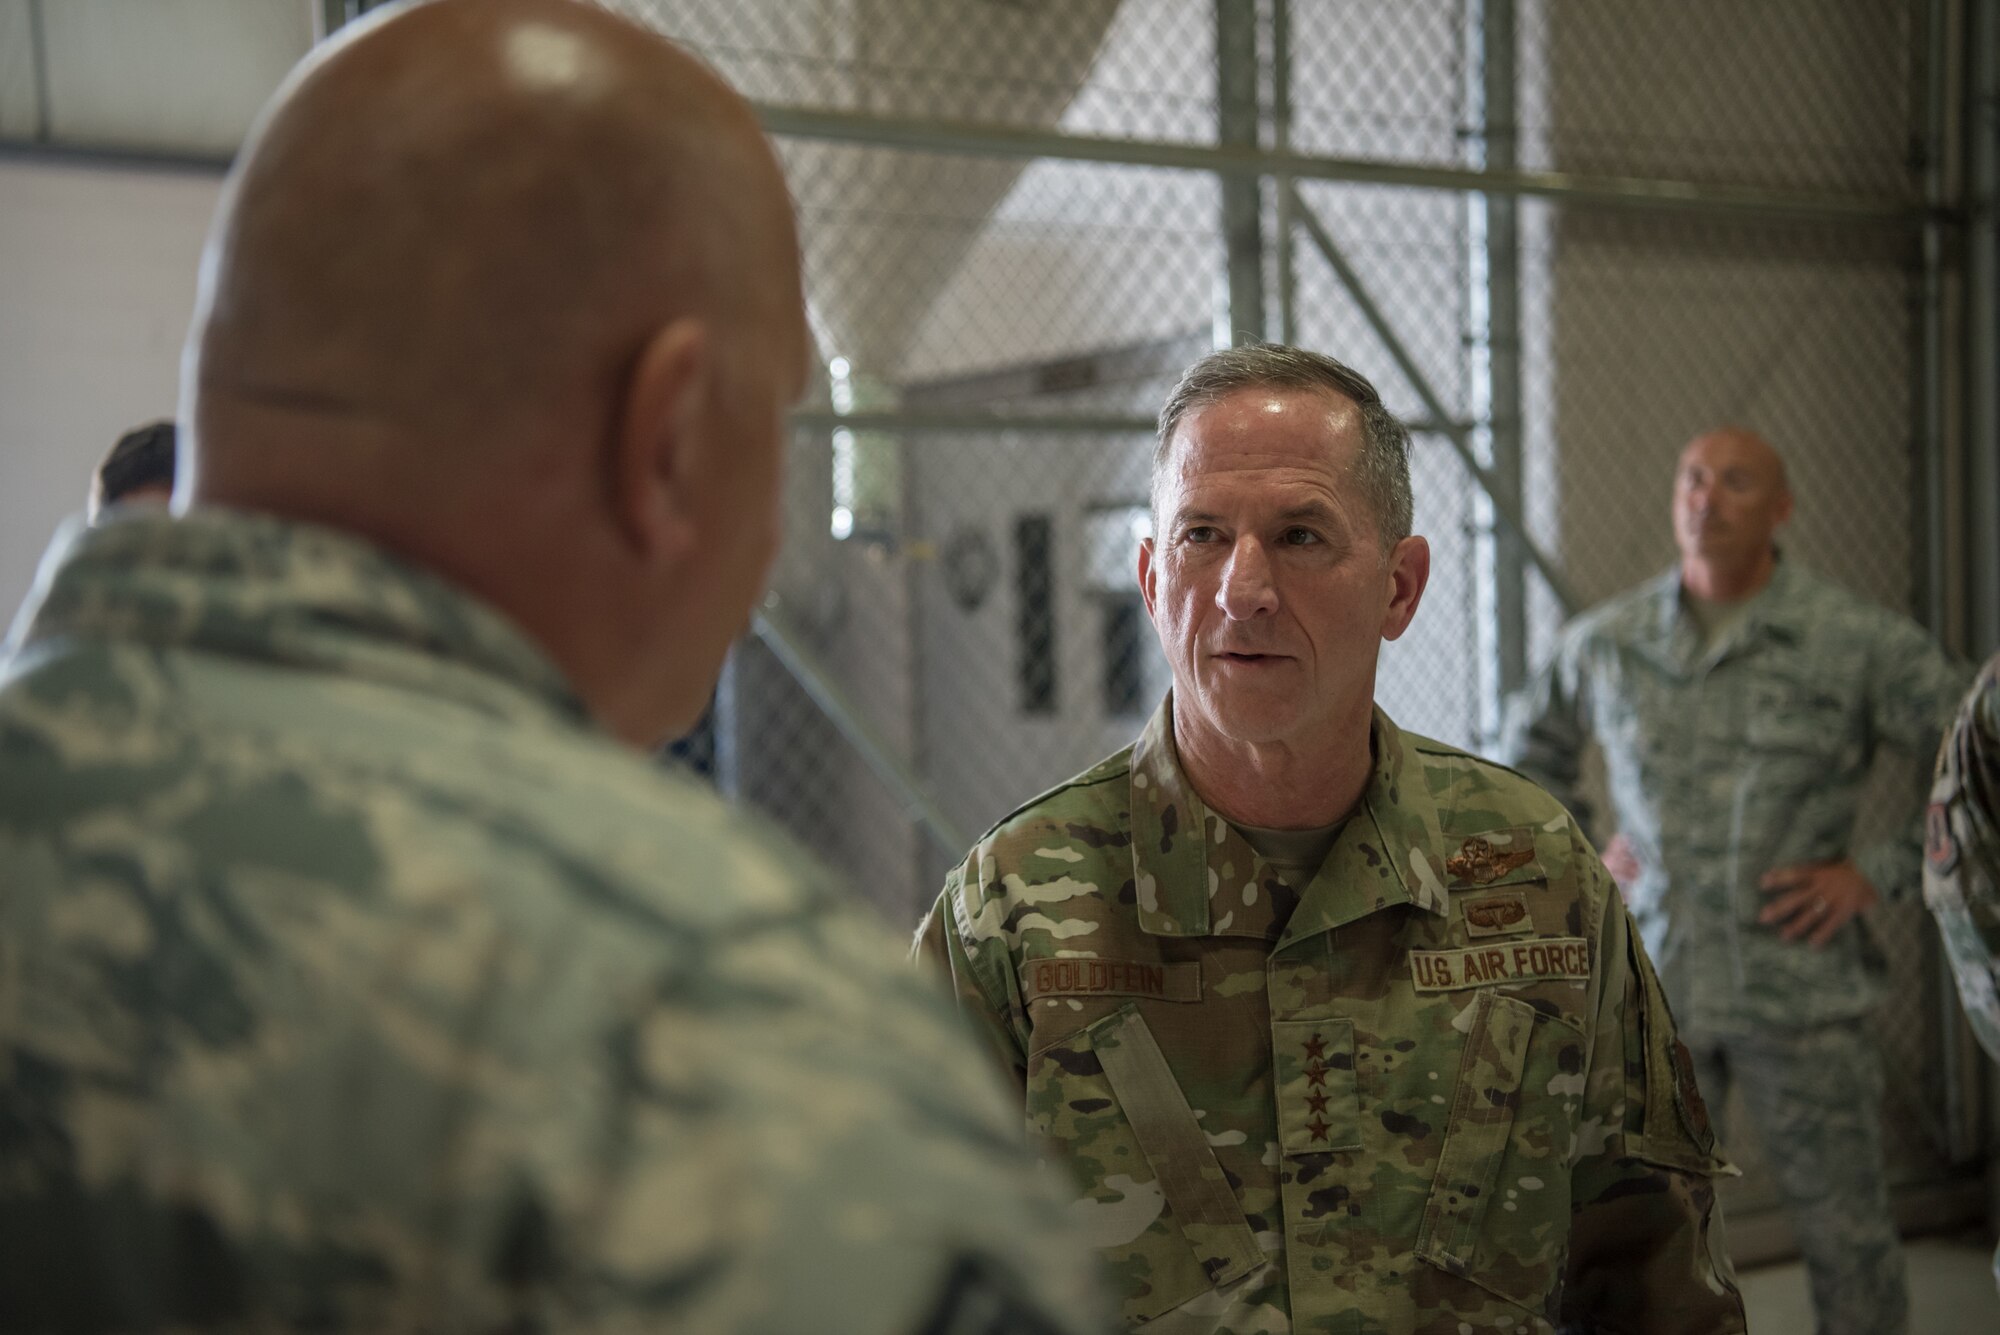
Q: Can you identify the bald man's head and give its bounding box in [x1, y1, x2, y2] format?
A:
[1672, 426, 1793, 575]
[183, 0, 809, 744]
[189, 0, 799, 455]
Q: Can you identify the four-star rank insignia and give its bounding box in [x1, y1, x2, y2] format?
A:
[1274, 1018, 1358, 1155]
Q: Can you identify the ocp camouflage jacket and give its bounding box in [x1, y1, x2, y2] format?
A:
[918, 696, 1745, 1335]
[1927, 652, 2000, 1062]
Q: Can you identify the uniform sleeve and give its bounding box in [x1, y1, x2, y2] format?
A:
[1925, 659, 2000, 1061]
[1854, 617, 1969, 903]
[1498, 637, 1593, 830]
[1560, 833, 1746, 1333]
[914, 861, 1030, 1094]
[585, 904, 1109, 1335]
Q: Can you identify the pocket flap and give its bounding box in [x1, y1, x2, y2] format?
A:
[1416, 989, 1535, 1272]
[1090, 1005, 1263, 1289]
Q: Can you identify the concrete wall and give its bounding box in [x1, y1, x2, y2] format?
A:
[0, 158, 221, 625]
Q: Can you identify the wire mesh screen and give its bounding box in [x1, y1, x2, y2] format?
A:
[621, 0, 1967, 1229]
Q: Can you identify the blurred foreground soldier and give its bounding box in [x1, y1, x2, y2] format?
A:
[1925, 653, 2000, 1293]
[918, 345, 1744, 1333]
[0, 2, 1102, 1331]
[88, 418, 177, 520]
[1502, 427, 1966, 1335]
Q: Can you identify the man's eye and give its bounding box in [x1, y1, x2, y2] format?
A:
[1281, 527, 1319, 546]
[1184, 526, 1220, 543]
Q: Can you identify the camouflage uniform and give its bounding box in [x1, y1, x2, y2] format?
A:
[1502, 558, 1966, 1335]
[0, 510, 1105, 1334]
[1923, 652, 2000, 1295]
[1925, 652, 2000, 1061]
[918, 694, 1744, 1334]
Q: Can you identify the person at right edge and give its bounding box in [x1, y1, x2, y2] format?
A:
[1502, 427, 1968, 1335]
[1925, 651, 2000, 1292]
[0, 2, 1104, 1331]
[918, 343, 1743, 1334]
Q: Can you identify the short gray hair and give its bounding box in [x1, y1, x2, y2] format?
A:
[1153, 344, 1413, 546]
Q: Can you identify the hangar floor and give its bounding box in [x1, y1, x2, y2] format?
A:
[1738, 1235, 1999, 1333]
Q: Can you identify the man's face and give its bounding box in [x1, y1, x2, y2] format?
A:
[1672, 429, 1791, 568]
[1140, 386, 1426, 753]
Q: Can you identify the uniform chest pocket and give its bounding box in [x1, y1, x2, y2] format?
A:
[1744, 677, 1853, 762]
[1027, 1003, 1262, 1327]
[1415, 989, 1578, 1318]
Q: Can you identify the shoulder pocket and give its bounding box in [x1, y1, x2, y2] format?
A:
[1624, 930, 1725, 1174]
[1416, 990, 1533, 1273]
[1029, 1004, 1261, 1326]
[1416, 988, 1577, 1317]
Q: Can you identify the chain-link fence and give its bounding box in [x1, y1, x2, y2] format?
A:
[612, 0, 1977, 1249]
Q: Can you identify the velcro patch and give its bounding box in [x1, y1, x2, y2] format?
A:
[1445, 828, 1541, 887]
[1461, 890, 1533, 938]
[1409, 938, 1590, 992]
[1021, 956, 1200, 1003]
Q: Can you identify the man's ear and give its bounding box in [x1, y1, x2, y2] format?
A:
[1138, 537, 1158, 623]
[1381, 535, 1430, 641]
[610, 317, 710, 559]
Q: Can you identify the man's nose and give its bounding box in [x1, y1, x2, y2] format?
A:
[1216, 538, 1278, 619]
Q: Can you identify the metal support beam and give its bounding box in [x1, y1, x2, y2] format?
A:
[1272, 0, 1298, 344]
[1966, 0, 2000, 656]
[756, 104, 1936, 228]
[794, 408, 1154, 436]
[750, 603, 967, 860]
[1466, 0, 1528, 740]
[0, 104, 1950, 232]
[1215, 0, 1265, 346]
[1917, 0, 1952, 646]
[27, 0, 52, 143]
[1290, 185, 1581, 616]
[792, 406, 1461, 439]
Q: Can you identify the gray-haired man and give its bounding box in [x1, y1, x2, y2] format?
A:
[919, 344, 1743, 1333]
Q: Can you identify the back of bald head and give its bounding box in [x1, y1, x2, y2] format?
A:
[187, 0, 796, 503]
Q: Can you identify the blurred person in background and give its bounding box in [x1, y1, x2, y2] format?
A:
[87, 419, 177, 521]
[0, 2, 1104, 1331]
[919, 343, 1745, 1334]
[1501, 425, 1966, 1335]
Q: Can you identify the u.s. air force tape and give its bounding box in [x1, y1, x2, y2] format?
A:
[1020, 956, 1201, 1002]
[1409, 938, 1590, 992]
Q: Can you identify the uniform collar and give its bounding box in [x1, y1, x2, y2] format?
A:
[4, 508, 591, 729]
[1128, 693, 1450, 943]
[1649, 553, 1805, 673]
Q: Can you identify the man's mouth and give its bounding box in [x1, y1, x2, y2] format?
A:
[1216, 651, 1288, 664]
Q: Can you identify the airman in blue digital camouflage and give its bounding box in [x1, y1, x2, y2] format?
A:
[1503, 427, 1968, 1335]
[0, 2, 1105, 1330]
